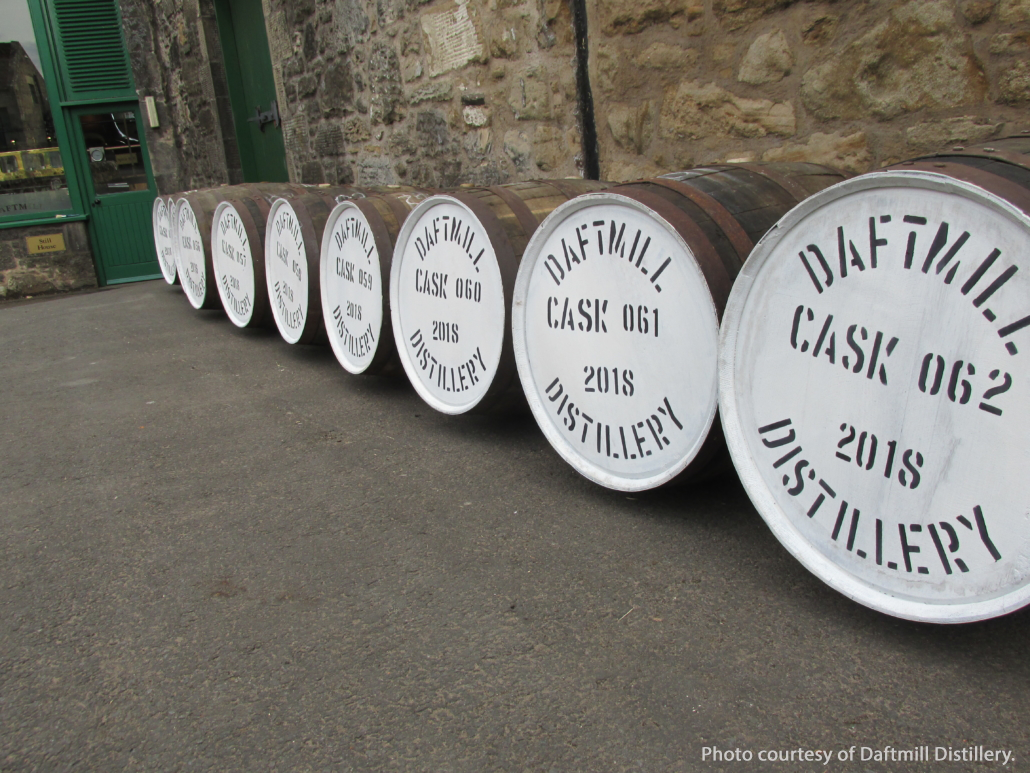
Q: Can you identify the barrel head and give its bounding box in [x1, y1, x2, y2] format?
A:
[212, 201, 258, 328]
[175, 197, 209, 310]
[265, 199, 311, 344]
[321, 201, 387, 374]
[513, 193, 721, 491]
[152, 196, 177, 285]
[720, 170, 1030, 623]
[391, 195, 506, 414]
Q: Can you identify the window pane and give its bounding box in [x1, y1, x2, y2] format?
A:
[80, 111, 148, 194]
[0, 1, 72, 217]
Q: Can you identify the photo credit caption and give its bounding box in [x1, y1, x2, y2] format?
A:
[701, 745, 1015, 766]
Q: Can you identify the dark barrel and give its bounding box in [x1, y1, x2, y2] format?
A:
[319, 189, 434, 375]
[512, 163, 846, 491]
[390, 180, 611, 415]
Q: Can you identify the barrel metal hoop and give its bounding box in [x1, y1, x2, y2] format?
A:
[614, 186, 733, 317]
[737, 163, 812, 203]
[898, 162, 1030, 216]
[647, 177, 754, 265]
[921, 149, 1030, 172]
[487, 185, 540, 240]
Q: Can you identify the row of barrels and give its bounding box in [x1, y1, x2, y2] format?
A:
[152, 135, 1030, 624]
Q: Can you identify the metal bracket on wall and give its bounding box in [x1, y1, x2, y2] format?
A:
[247, 100, 281, 131]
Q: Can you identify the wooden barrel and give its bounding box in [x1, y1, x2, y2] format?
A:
[319, 189, 433, 374]
[173, 185, 262, 310]
[211, 195, 274, 328]
[390, 180, 611, 414]
[718, 137, 1030, 622]
[152, 195, 178, 285]
[511, 164, 846, 492]
[262, 185, 393, 344]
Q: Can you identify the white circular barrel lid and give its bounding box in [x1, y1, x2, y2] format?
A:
[513, 193, 720, 491]
[152, 196, 176, 284]
[321, 201, 386, 373]
[391, 195, 505, 414]
[265, 198, 310, 344]
[212, 201, 257, 328]
[175, 197, 207, 309]
[720, 170, 1030, 623]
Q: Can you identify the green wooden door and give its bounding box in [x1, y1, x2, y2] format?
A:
[69, 105, 159, 284]
[214, 0, 289, 183]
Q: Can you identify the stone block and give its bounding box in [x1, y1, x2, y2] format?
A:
[319, 59, 354, 114]
[464, 128, 492, 159]
[334, 0, 370, 50]
[1000, 60, 1030, 104]
[714, 0, 798, 31]
[633, 42, 698, 72]
[409, 82, 454, 104]
[463, 105, 490, 126]
[420, 0, 484, 77]
[800, 1, 987, 121]
[503, 130, 531, 170]
[597, 0, 697, 35]
[738, 30, 793, 85]
[607, 101, 653, 154]
[508, 70, 551, 120]
[660, 80, 795, 141]
[298, 73, 318, 97]
[959, 0, 997, 23]
[415, 110, 452, 157]
[989, 33, 1029, 55]
[761, 131, 871, 174]
[358, 159, 396, 185]
[315, 122, 346, 155]
[801, 14, 837, 44]
[999, 0, 1030, 24]
[368, 43, 404, 124]
[301, 161, 325, 184]
[905, 116, 999, 150]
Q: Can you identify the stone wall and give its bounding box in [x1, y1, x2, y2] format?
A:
[261, 0, 586, 187]
[119, 0, 240, 193]
[589, 0, 1030, 179]
[0, 223, 97, 299]
[119, 0, 1030, 193]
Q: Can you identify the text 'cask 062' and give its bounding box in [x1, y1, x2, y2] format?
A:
[719, 138, 1030, 623]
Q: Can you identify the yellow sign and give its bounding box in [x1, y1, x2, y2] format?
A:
[26, 233, 66, 254]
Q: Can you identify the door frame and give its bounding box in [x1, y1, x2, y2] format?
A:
[212, 0, 289, 183]
[65, 101, 160, 285]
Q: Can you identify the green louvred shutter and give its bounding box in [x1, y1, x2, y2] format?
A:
[49, 0, 135, 100]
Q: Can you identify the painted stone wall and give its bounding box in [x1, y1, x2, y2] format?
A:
[589, 0, 1030, 179]
[0, 223, 97, 299]
[261, 0, 586, 187]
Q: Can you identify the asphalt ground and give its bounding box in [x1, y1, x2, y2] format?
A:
[1, 280, 1028, 772]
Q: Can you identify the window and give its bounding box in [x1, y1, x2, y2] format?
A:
[0, 0, 74, 221]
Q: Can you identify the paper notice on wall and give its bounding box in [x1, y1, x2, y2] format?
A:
[421, 0, 483, 78]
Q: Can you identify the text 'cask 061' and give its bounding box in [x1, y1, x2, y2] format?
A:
[513, 164, 845, 491]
